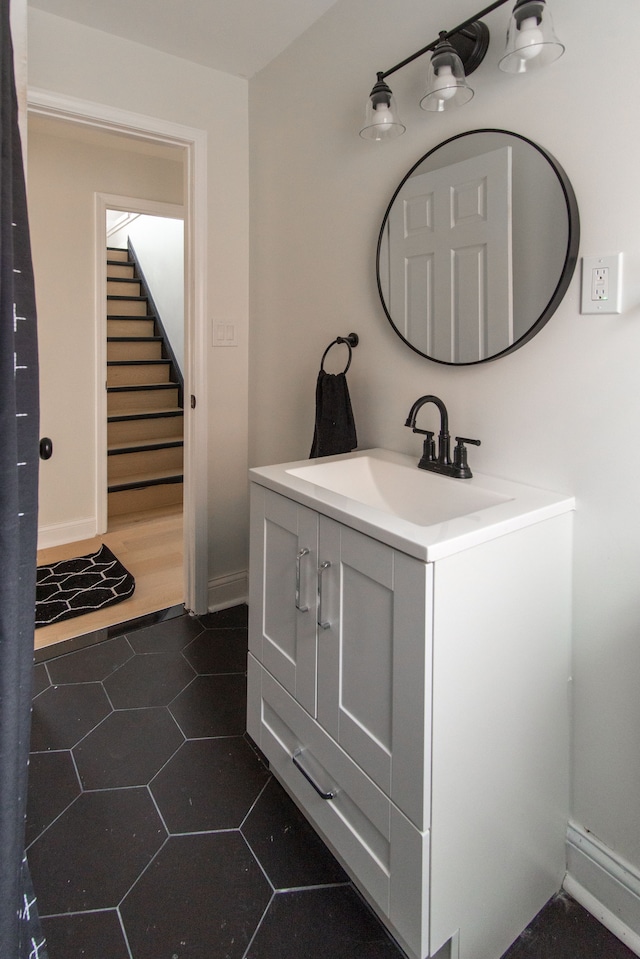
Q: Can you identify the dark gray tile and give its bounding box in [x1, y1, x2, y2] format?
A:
[182, 627, 248, 674]
[247, 886, 404, 959]
[169, 673, 247, 738]
[29, 605, 625, 959]
[73, 707, 184, 789]
[29, 788, 166, 915]
[120, 832, 271, 959]
[30, 682, 112, 751]
[197, 604, 248, 629]
[242, 777, 348, 889]
[500, 893, 636, 958]
[32, 662, 50, 697]
[150, 737, 270, 833]
[45, 634, 133, 684]
[41, 910, 129, 959]
[127, 613, 203, 654]
[104, 651, 195, 708]
[26, 750, 81, 847]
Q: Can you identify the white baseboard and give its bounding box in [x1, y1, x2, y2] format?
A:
[37, 518, 97, 551]
[565, 821, 640, 956]
[207, 569, 248, 613]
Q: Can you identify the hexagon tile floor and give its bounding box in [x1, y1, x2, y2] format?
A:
[28, 605, 635, 959]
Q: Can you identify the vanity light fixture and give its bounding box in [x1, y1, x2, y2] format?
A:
[498, 0, 564, 73]
[419, 33, 478, 113]
[361, 74, 406, 141]
[359, 0, 563, 140]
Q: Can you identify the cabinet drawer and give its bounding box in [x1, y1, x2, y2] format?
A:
[248, 654, 430, 959]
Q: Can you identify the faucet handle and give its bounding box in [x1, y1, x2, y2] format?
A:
[453, 436, 481, 479]
[418, 431, 436, 468]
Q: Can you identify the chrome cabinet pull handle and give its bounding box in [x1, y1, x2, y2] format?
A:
[292, 749, 335, 800]
[295, 547, 310, 611]
[317, 560, 331, 629]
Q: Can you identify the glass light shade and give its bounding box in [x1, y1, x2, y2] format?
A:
[420, 40, 474, 113]
[360, 75, 405, 140]
[499, 0, 565, 74]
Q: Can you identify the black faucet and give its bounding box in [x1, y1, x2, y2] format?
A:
[405, 395, 480, 479]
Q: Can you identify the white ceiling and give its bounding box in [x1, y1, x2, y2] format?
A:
[27, 0, 341, 79]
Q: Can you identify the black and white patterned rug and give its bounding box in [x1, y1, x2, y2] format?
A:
[35, 544, 135, 628]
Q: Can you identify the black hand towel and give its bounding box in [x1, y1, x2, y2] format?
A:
[310, 369, 358, 458]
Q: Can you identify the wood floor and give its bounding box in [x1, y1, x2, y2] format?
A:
[34, 509, 184, 651]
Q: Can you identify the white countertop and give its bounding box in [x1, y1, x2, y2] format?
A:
[249, 448, 575, 562]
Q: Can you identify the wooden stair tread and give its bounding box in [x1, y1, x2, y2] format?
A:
[108, 407, 184, 421]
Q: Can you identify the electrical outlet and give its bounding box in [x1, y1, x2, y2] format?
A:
[581, 254, 623, 314]
[591, 267, 608, 301]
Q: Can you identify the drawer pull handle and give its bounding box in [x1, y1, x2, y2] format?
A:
[295, 547, 310, 611]
[292, 749, 335, 800]
[318, 560, 331, 629]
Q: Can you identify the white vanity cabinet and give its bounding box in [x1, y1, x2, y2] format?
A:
[249, 484, 431, 825]
[247, 450, 574, 959]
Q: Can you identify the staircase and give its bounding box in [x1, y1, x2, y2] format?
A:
[106, 246, 184, 528]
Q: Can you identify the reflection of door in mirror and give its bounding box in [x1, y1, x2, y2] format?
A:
[382, 147, 513, 364]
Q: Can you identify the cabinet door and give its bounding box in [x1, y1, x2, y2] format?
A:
[316, 518, 433, 827]
[249, 485, 318, 716]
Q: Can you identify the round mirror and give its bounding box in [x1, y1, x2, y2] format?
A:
[377, 129, 580, 365]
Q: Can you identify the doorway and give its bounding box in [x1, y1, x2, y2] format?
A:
[27, 92, 209, 644]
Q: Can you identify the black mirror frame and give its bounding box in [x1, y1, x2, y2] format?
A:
[376, 128, 580, 365]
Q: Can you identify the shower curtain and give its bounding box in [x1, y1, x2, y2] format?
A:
[0, 1, 47, 955]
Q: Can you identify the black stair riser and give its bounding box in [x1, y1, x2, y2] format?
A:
[107, 360, 172, 367]
[107, 297, 148, 305]
[107, 337, 163, 343]
[108, 410, 184, 423]
[109, 474, 183, 493]
[107, 383, 178, 393]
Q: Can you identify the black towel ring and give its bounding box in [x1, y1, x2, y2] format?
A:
[320, 332, 359, 374]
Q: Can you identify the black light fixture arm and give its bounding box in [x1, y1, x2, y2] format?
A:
[379, 0, 512, 80]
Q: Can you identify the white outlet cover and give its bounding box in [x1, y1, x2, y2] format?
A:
[580, 254, 623, 314]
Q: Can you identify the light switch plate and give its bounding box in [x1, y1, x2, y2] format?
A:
[581, 254, 623, 314]
[213, 320, 238, 347]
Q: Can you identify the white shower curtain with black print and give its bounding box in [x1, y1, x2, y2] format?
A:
[0, 1, 47, 956]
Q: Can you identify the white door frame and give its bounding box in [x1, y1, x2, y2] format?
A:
[27, 87, 209, 614]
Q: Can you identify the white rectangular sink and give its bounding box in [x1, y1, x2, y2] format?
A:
[287, 454, 510, 527]
[250, 448, 574, 561]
